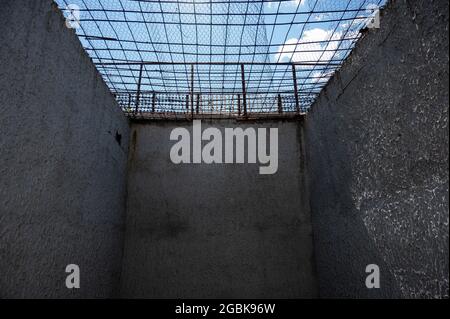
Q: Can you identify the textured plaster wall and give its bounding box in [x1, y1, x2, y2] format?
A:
[0, 0, 130, 298]
[121, 120, 317, 298]
[304, 0, 449, 298]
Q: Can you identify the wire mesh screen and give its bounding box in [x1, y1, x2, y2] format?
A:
[55, 0, 385, 119]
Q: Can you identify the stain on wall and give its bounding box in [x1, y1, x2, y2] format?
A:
[121, 120, 317, 298]
[0, 0, 130, 298]
[304, 0, 449, 298]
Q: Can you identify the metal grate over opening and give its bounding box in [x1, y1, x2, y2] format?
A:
[56, 0, 385, 119]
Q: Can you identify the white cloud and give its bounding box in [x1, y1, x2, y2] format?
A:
[274, 27, 360, 64]
[275, 28, 333, 63]
[265, 0, 306, 10]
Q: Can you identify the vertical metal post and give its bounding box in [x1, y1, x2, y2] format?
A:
[237, 94, 241, 116]
[152, 92, 156, 113]
[277, 94, 283, 114]
[196, 93, 200, 114]
[186, 95, 189, 113]
[191, 64, 194, 117]
[135, 63, 144, 113]
[240, 64, 247, 116]
[292, 64, 300, 114]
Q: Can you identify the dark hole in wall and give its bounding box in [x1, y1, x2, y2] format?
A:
[115, 131, 122, 146]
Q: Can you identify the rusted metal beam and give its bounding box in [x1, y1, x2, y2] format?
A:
[240, 64, 247, 116]
[191, 64, 194, 117]
[135, 63, 144, 113]
[196, 93, 200, 114]
[151, 92, 156, 113]
[186, 94, 189, 113]
[130, 111, 304, 121]
[291, 64, 300, 114]
[237, 94, 241, 116]
[277, 94, 283, 114]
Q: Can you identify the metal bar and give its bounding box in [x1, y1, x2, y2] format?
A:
[78, 8, 369, 17]
[97, 61, 342, 66]
[81, 34, 362, 49]
[128, 112, 304, 121]
[186, 94, 189, 113]
[241, 64, 247, 116]
[117, 0, 359, 5]
[113, 90, 321, 95]
[152, 92, 156, 113]
[196, 93, 200, 114]
[78, 16, 367, 27]
[292, 64, 300, 114]
[237, 94, 241, 116]
[191, 64, 194, 117]
[135, 63, 144, 113]
[277, 94, 283, 114]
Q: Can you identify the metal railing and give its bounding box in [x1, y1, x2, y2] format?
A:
[113, 62, 319, 119]
[116, 91, 314, 119]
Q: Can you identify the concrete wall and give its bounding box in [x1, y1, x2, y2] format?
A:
[0, 0, 130, 298]
[304, 0, 449, 298]
[121, 119, 317, 298]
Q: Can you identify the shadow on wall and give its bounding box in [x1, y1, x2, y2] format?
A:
[304, 0, 449, 298]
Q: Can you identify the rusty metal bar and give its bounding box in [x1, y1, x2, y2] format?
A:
[135, 63, 144, 113]
[291, 64, 300, 114]
[186, 94, 189, 112]
[196, 93, 200, 114]
[152, 92, 156, 113]
[277, 94, 283, 113]
[240, 64, 247, 116]
[190, 64, 194, 117]
[237, 94, 241, 116]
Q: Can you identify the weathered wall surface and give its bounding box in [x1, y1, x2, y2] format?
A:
[304, 0, 449, 298]
[121, 120, 317, 298]
[0, 0, 130, 297]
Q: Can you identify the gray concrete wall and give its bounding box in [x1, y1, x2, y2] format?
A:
[304, 0, 449, 298]
[121, 119, 317, 298]
[0, 0, 130, 298]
